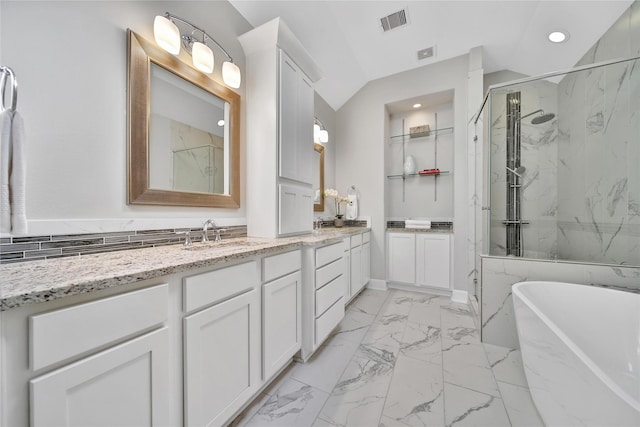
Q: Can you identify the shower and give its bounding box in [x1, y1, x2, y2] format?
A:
[504, 92, 555, 256]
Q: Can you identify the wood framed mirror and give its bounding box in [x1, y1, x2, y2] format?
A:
[313, 143, 325, 211]
[127, 29, 240, 208]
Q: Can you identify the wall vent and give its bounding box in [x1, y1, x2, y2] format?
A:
[417, 46, 435, 60]
[380, 9, 407, 32]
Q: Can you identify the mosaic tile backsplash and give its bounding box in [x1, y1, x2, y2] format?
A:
[386, 220, 453, 231]
[0, 226, 248, 264]
[0, 220, 368, 264]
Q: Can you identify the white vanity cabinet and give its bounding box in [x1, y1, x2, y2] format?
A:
[387, 232, 416, 284]
[387, 231, 452, 291]
[301, 241, 346, 361]
[345, 231, 371, 303]
[262, 250, 302, 380]
[416, 233, 451, 289]
[240, 18, 322, 238]
[24, 284, 171, 427]
[183, 261, 261, 427]
[279, 50, 314, 184]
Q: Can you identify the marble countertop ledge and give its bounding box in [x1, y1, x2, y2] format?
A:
[0, 227, 368, 311]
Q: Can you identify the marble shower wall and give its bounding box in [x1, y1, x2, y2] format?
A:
[489, 81, 559, 260]
[556, 61, 640, 265]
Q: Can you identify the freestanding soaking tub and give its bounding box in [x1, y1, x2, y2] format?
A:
[513, 281, 640, 426]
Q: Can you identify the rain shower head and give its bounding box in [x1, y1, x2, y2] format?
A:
[531, 112, 555, 124]
[521, 109, 555, 125]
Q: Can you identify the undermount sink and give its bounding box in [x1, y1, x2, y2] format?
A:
[182, 239, 264, 252]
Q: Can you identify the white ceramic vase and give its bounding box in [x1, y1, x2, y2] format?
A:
[403, 155, 416, 175]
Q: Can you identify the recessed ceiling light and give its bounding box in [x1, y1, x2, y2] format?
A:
[413, 103, 422, 108]
[548, 31, 568, 43]
[217, 120, 225, 126]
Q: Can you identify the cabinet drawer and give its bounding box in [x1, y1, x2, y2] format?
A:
[184, 261, 258, 313]
[315, 298, 344, 345]
[262, 250, 301, 282]
[315, 241, 343, 267]
[351, 233, 363, 248]
[315, 274, 345, 316]
[363, 231, 371, 243]
[316, 257, 344, 289]
[30, 284, 168, 371]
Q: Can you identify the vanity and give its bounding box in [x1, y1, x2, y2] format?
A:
[0, 228, 370, 427]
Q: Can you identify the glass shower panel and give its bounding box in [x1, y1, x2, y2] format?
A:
[486, 56, 640, 266]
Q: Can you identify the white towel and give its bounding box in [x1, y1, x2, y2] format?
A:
[10, 112, 27, 234]
[405, 219, 431, 228]
[0, 110, 11, 233]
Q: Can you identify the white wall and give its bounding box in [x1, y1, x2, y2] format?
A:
[0, 1, 252, 235]
[336, 55, 469, 291]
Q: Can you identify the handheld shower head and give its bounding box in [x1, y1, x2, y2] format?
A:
[506, 166, 526, 177]
[531, 112, 555, 124]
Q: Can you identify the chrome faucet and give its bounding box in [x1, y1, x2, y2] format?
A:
[202, 219, 219, 242]
[314, 217, 323, 230]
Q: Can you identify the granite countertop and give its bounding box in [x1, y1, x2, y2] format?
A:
[0, 227, 368, 311]
[386, 227, 453, 234]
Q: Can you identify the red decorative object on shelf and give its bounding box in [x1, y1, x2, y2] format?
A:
[418, 168, 441, 176]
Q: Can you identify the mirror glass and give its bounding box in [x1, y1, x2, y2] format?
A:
[149, 64, 229, 195]
[313, 143, 324, 211]
[127, 30, 240, 208]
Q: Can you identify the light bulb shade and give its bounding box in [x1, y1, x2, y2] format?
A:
[222, 61, 241, 88]
[154, 15, 181, 55]
[319, 129, 329, 143]
[313, 124, 321, 143]
[192, 42, 214, 73]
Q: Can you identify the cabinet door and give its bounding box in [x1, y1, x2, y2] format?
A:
[278, 51, 299, 181]
[263, 271, 301, 380]
[279, 183, 312, 235]
[296, 74, 314, 184]
[30, 328, 170, 427]
[343, 247, 351, 301]
[362, 241, 371, 287]
[278, 50, 313, 185]
[350, 245, 363, 295]
[416, 234, 451, 289]
[387, 233, 416, 284]
[184, 289, 260, 427]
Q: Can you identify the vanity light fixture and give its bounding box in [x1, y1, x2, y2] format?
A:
[314, 118, 329, 144]
[153, 13, 241, 88]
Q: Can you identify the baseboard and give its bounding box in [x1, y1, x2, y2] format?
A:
[386, 282, 451, 297]
[451, 290, 468, 304]
[365, 279, 387, 291]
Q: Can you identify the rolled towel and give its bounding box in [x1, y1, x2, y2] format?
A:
[10, 112, 27, 234]
[405, 219, 431, 228]
[0, 110, 11, 233]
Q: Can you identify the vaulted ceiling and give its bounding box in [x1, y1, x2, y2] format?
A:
[230, 0, 633, 110]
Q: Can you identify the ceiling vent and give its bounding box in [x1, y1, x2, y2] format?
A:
[380, 9, 407, 32]
[417, 46, 435, 60]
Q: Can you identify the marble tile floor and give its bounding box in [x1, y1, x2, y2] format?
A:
[231, 289, 544, 427]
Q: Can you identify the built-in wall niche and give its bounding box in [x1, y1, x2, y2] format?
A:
[385, 90, 454, 219]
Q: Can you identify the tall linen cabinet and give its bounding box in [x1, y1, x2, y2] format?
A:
[239, 18, 322, 237]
